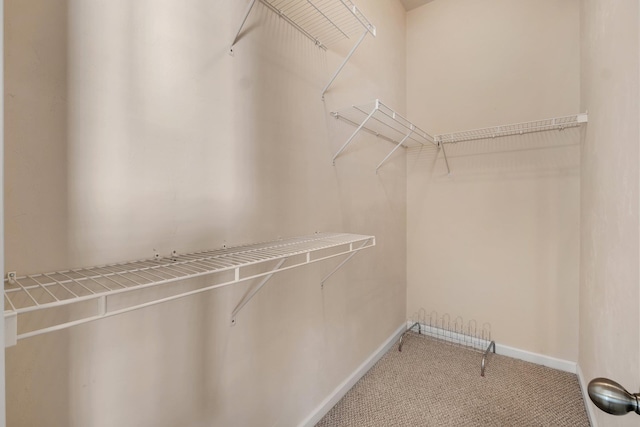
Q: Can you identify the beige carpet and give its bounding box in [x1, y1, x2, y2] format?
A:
[316, 333, 590, 426]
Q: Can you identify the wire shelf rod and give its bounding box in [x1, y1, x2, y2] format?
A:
[350, 105, 433, 146]
[331, 99, 436, 168]
[45, 274, 95, 294]
[436, 113, 588, 144]
[375, 101, 435, 143]
[31, 275, 77, 299]
[230, 0, 375, 97]
[12, 278, 42, 306]
[349, 106, 426, 146]
[332, 113, 400, 145]
[4, 233, 375, 345]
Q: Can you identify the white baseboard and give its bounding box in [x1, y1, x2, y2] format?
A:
[298, 323, 406, 427]
[576, 364, 598, 427]
[405, 321, 577, 373]
[495, 343, 577, 373]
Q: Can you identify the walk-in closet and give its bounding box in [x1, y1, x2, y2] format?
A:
[2, 0, 639, 426]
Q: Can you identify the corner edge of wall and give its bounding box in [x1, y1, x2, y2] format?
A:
[297, 322, 406, 427]
[576, 364, 598, 427]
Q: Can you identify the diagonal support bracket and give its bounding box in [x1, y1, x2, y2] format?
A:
[333, 100, 379, 164]
[321, 28, 369, 100]
[320, 239, 371, 287]
[438, 140, 451, 174]
[230, 0, 258, 55]
[376, 128, 414, 173]
[231, 257, 287, 325]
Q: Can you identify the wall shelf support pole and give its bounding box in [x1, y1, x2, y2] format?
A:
[439, 141, 451, 174]
[321, 29, 369, 100]
[231, 257, 287, 325]
[333, 101, 379, 164]
[376, 128, 414, 173]
[320, 239, 371, 286]
[230, 0, 257, 54]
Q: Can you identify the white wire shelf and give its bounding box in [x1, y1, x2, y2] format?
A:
[331, 99, 438, 172]
[435, 113, 588, 145]
[4, 232, 375, 346]
[230, 0, 376, 98]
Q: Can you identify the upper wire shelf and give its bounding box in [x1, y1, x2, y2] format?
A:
[435, 114, 588, 144]
[331, 99, 438, 172]
[4, 232, 375, 346]
[331, 107, 588, 174]
[263, 0, 375, 49]
[230, 0, 376, 98]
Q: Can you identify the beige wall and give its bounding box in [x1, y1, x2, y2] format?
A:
[406, 0, 582, 361]
[579, 0, 640, 425]
[4, 1, 407, 426]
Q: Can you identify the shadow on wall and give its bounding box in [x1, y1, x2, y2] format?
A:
[408, 127, 582, 182]
[5, 0, 72, 425]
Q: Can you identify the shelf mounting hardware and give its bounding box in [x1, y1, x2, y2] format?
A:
[376, 128, 414, 173]
[320, 238, 372, 287]
[231, 257, 287, 325]
[230, 0, 258, 55]
[438, 141, 451, 175]
[331, 99, 437, 169]
[321, 28, 369, 100]
[333, 100, 379, 165]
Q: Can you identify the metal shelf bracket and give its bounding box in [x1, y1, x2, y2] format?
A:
[320, 238, 373, 287]
[331, 99, 437, 168]
[230, 0, 258, 55]
[376, 128, 414, 173]
[321, 28, 369, 100]
[4, 232, 375, 346]
[231, 257, 287, 325]
[438, 141, 451, 175]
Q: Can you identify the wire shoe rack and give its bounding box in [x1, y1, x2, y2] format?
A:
[399, 309, 496, 377]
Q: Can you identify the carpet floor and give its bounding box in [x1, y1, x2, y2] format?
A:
[316, 332, 590, 426]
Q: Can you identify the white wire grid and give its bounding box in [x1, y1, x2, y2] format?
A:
[250, 0, 376, 49]
[259, 0, 375, 49]
[331, 99, 438, 170]
[4, 232, 375, 342]
[332, 99, 436, 148]
[435, 113, 588, 145]
[407, 310, 492, 353]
